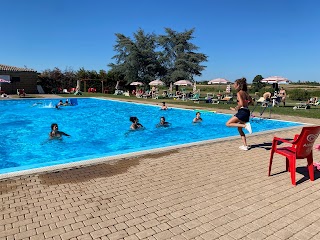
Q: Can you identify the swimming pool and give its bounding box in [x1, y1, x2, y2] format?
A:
[0, 98, 302, 176]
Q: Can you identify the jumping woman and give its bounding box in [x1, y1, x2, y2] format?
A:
[226, 77, 252, 151]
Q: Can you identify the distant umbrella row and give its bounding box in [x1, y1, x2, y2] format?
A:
[129, 76, 289, 87]
[130, 79, 227, 86]
[130, 79, 194, 86]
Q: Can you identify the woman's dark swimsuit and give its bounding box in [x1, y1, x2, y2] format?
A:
[235, 107, 250, 122]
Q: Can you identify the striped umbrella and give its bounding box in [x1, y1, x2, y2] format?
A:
[261, 76, 289, 84]
[0, 78, 11, 91]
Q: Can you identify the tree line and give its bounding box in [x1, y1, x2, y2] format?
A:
[38, 28, 208, 93]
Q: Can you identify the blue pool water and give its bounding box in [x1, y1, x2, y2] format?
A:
[0, 98, 302, 174]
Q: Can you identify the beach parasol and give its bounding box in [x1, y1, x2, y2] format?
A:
[261, 76, 289, 84]
[208, 78, 230, 91]
[193, 81, 197, 92]
[0, 78, 11, 92]
[130, 81, 144, 86]
[149, 80, 164, 86]
[173, 80, 193, 86]
[115, 81, 120, 90]
[208, 78, 230, 85]
[226, 84, 231, 93]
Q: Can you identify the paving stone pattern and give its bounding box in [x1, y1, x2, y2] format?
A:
[1, 112, 320, 240]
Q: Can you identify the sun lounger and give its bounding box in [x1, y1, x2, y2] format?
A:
[189, 93, 200, 103]
[251, 98, 272, 119]
[293, 102, 310, 110]
[219, 96, 233, 104]
[211, 98, 219, 104]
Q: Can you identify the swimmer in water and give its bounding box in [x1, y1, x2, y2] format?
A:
[49, 123, 70, 139]
[193, 112, 203, 123]
[130, 117, 144, 130]
[156, 116, 170, 127]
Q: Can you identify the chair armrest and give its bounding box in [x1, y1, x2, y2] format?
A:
[273, 137, 294, 144]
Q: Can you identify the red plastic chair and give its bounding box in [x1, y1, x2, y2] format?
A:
[268, 126, 320, 185]
[88, 88, 96, 93]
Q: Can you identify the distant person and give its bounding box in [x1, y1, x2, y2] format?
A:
[130, 117, 144, 130]
[263, 92, 271, 102]
[156, 116, 170, 127]
[226, 77, 252, 151]
[57, 100, 64, 106]
[161, 102, 168, 110]
[64, 100, 71, 106]
[74, 87, 82, 95]
[279, 87, 286, 106]
[193, 112, 203, 123]
[49, 123, 70, 139]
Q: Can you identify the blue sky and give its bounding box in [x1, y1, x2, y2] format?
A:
[1, 0, 319, 82]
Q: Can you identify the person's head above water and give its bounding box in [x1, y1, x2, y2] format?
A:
[130, 116, 138, 123]
[51, 123, 58, 130]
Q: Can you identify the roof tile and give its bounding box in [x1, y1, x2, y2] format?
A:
[0, 64, 37, 72]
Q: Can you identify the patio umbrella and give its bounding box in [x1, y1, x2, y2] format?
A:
[130, 81, 144, 86]
[226, 84, 231, 93]
[115, 81, 120, 90]
[169, 82, 173, 93]
[193, 81, 197, 92]
[208, 78, 230, 85]
[174, 80, 193, 86]
[149, 80, 164, 86]
[0, 78, 11, 92]
[208, 78, 230, 91]
[261, 76, 289, 84]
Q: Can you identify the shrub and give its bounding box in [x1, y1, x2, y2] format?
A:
[288, 89, 311, 101]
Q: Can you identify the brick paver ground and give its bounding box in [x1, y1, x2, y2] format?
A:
[1, 98, 320, 240]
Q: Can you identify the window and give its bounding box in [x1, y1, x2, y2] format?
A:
[11, 77, 20, 82]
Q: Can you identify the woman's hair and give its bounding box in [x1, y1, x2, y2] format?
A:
[130, 117, 137, 123]
[51, 123, 58, 130]
[235, 77, 247, 92]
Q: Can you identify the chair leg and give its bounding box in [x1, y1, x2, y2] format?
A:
[289, 157, 296, 186]
[268, 150, 275, 176]
[307, 154, 314, 181]
[286, 157, 290, 172]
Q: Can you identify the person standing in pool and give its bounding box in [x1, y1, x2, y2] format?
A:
[193, 112, 203, 123]
[156, 116, 170, 127]
[161, 102, 168, 110]
[130, 117, 144, 130]
[49, 123, 70, 139]
[226, 77, 252, 151]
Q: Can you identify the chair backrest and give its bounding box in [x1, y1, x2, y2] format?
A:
[293, 126, 320, 158]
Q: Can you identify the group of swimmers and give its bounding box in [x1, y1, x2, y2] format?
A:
[56, 99, 71, 109]
[129, 101, 203, 130]
[50, 78, 253, 150]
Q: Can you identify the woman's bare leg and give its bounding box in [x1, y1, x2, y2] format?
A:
[238, 127, 247, 146]
[226, 116, 249, 147]
[226, 116, 246, 128]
